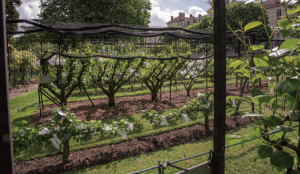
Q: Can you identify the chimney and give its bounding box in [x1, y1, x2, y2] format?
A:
[190, 14, 193, 19]
[171, 16, 173, 20]
[179, 12, 185, 20]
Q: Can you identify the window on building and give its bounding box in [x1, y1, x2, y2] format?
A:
[277, 9, 281, 17]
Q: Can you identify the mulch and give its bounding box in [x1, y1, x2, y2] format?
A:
[30, 81, 269, 127]
[14, 114, 258, 174]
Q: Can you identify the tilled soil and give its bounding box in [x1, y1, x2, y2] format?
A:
[14, 115, 258, 174]
[30, 81, 269, 127]
[9, 84, 39, 99]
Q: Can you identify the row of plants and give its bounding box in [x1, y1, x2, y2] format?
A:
[39, 40, 259, 108]
[12, 90, 244, 164]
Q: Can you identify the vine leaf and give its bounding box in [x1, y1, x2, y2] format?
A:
[275, 78, 299, 94]
[270, 151, 294, 168]
[277, 125, 295, 134]
[280, 38, 300, 49]
[258, 145, 273, 159]
[242, 114, 266, 118]
[260, 116, 282, 127]
[244, 21, 262, 32]
[268, 48, 293, 61]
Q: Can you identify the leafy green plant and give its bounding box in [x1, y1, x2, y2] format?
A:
[224, 0, 300, 173]
[12, 108, 133, 163]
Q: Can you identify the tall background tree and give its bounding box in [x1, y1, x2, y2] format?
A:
[5, 0, 22, 31]
[39, 0, 151, 25]
[189, 1, 271, 39]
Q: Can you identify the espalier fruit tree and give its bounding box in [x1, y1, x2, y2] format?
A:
[12, 108, 134, 163]
[223, 0, 300, 173]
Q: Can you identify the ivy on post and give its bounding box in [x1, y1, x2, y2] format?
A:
[213, 0, 226, 173]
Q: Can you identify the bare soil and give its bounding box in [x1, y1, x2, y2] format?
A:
[30, 81, 269, 127]
[9, 84, 39, 99]
[14, 115, 258, 174]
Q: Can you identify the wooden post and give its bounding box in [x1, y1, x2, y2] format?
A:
[0, 1, 15, 173]
[213, 0, 226, 173]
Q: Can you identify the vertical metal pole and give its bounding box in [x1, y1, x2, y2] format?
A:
[38, 87, 42, 117]
[158, 161, 162, 174]
[252, 34, 255, 113]
[0, 1, 14, 173]
[205, 39, 208, 93]
[213, 0, 226, 173]
[170, 78, 171, 103]
[58, 34, 63, 110]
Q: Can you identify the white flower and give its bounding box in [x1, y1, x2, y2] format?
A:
[198, 93, 204, 97]
[129, 124, 134, 131]
[76, 125, 86, 130]
[126, 69, 136, 73]
[39, 128, 50, 135]
[144, 62, 150, 66]
[161, 116, 168, 126]
[57, 109, 67, 117]
[51, 138, 60, 149]
[134, 73, 140, 77]
[51, 83, 57, 88]
[62, 72, 67, 77]
[122, 129, 128, 139]
[182, 114, 190, 123]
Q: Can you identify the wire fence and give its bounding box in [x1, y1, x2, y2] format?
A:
[130, 125, 297, 174]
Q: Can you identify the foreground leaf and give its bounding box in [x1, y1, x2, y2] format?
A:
[270, 151, 294, 168]
[275, 78, 299, 94]
[258, 145, 273, 159]
[268, 48, 293, 61]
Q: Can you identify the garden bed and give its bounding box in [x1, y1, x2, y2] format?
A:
[9, 84, 39, 99]
[14, 114, 258, 174]
[30, 81, 269, 127]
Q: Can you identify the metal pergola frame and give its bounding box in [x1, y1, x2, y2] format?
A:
[0, 1, 256, 173]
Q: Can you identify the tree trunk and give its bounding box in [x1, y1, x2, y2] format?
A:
[259, 78, 261, 87]
[151, 92, 158, 101]
[205, 116, 209, 130]
[62, 139, 70, 163]
[187, 89, 190, 96]
[108, 94, 115, 106]
[236, 74, 238, 87]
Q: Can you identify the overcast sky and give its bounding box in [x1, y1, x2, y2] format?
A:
[16, 0, 245, 27]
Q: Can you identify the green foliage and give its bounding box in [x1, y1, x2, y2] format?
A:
[188, 16, 214, 30]
[12, 107, 133, 162]
[39, 0, 151, 25]
[226, 1, 300, 172]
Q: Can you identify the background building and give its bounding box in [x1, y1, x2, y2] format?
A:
[168, 0, 285, 40]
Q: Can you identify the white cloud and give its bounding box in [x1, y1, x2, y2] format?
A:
[188, 6, 207, 17]
[17, 0, 41, 19]
[149, 1, 207, 27]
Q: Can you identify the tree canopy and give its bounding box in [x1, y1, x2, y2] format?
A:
[188, 1, 271, 38]
[5, 0, 22, 19]
[39, 0, 152, 26]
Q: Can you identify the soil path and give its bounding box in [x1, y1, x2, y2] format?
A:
[30, 81, 269, 127]
[14, 115, 258, 174]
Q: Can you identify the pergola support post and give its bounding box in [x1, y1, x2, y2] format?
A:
[0, 1, 14, 173]
[213, 0, 226, 173]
